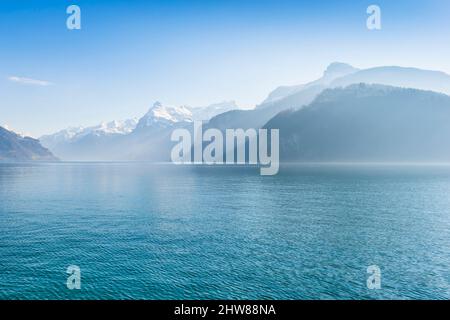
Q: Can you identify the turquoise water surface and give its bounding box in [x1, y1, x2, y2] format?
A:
[0, 163, 449, 299]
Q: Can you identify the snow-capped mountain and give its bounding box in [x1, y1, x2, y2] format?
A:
[42, 100, 240, 147]
[78, 119, 138, 137]
[39, 100, 240, 161]
[34, 62, 450, 162]
[135, 100, 239, 129]
[136, 102, 192, 130]
[40, 126, 85, 145]
[40, 119, 138, 150]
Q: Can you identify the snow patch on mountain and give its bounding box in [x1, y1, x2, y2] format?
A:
[40, 118, 138, 146]
[41, 100, 240, 149]
[136, 100, 239, 129]
[136, 102, 193, 129]
[81, 119, 138, 137]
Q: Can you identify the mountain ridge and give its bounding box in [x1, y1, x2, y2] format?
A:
[0, 126, 58, 161]
[36, 62, 450, 162]
[40, 101, 239, 161]
[265, 83, 450, 162]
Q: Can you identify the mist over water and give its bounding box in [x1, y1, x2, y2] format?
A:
[1, 163, 449, 299]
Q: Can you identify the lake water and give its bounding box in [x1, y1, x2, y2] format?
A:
[0, 163, 449, 300]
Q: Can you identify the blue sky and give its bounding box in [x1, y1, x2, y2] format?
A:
[1, 0, 450, 136]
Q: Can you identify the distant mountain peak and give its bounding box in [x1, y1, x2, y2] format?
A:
[323, 62, 358, 78]
[151, 101, 163, 109]
[137, 102, 193, 129]
[90, 118, 138, 136]
[260, 62, 359, 106]
[137, 100, 240, 128]
[40, 118, 138, 150]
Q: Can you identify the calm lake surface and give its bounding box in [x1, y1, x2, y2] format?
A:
[0, 163, 449, 299]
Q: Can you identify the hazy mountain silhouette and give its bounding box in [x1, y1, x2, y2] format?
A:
[265, 84, 450, 162]
[0, 126, 57, 161]
[208, 62, 358, 131]
[260, 62, 359, 106]
[37, 63, 450, 162]
[209, 63, 450, 132]
[330, 66, 450, 95]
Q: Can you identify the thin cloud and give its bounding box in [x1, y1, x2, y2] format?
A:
[8, 76, 53, 86]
